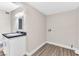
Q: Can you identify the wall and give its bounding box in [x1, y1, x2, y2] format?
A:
[26, 4, 46, 53]
[11, 4, 46, 54]
[46, 9, 78, 49]
[76, 7, 79, 49]
[0, 10, 11, 33]
[11, 7, 23, 32]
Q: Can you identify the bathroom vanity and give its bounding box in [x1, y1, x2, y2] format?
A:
[2, 31, 27, 56]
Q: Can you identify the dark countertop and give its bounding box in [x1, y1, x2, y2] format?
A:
[2, 31, 26, 39]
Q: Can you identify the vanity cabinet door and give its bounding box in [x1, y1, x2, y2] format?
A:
[9, 36, 26, 56]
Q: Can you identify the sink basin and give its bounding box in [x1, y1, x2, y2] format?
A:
[6, 33, 22, 36]
[2, 31, 26, 38]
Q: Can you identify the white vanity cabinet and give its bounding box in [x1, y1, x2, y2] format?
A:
[3, 36, 26, 56]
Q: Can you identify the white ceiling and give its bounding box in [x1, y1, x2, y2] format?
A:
[0, 2, 79, 15]
[28, 2, 79, 15]
[0, 2, 20, 12]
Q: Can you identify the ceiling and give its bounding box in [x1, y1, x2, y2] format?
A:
[0, 2, 20, 12]
[0, 2, 79, 15]
[28, 2, 79, 15]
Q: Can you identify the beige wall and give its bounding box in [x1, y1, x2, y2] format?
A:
[46, 9, 78, 49]
[0, 10, 11, 33]
[11, 4, 46, 54]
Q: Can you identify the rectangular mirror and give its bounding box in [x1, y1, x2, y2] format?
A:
[18, 18, 22, 29]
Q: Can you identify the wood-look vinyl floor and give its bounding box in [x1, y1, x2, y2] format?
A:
[32, 43, 79, 56]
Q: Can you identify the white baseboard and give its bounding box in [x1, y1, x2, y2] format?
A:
[46, 41, 78, 51]
[26, 41, 47, 56]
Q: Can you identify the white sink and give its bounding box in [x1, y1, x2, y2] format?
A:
[2, 32, 26, 38]
[6, 33, 21, 37]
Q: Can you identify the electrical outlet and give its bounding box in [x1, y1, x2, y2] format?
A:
[71, 44, 73, 48]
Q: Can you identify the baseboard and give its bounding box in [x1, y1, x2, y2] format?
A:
[46, 41, 78, 51]
[26, 41, 47, 56]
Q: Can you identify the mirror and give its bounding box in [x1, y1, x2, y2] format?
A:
[15, 11, 24, 31]
[18, 17, 23, 29]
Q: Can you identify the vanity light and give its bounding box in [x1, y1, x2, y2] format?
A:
[15, 11, 24, 17]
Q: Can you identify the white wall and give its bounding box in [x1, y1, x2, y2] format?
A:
[11, 4, 46, 54]
[25, 4, 46, 53]
[46, 9, 78, 49]
[11, 7, 23, 32]
[0, 10, 11, 33]
[76, 7, 79, 49]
